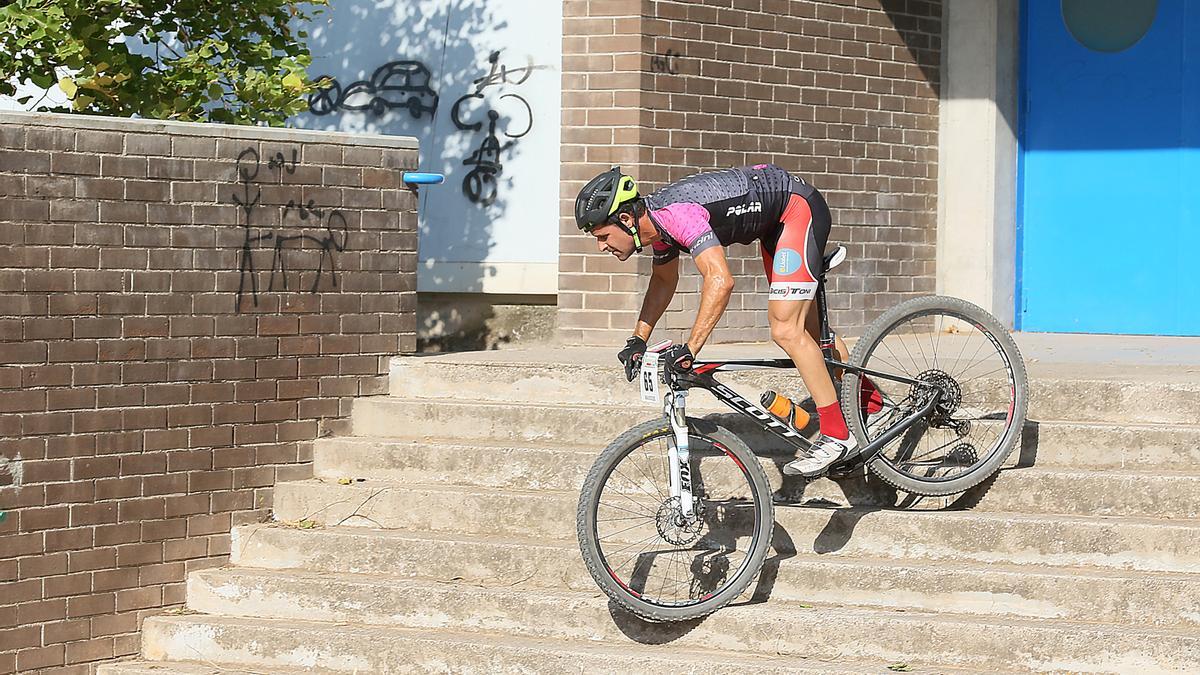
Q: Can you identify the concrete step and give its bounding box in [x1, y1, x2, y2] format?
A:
[139, 614, 903, 674]
[271, 479, 1200, 573]
[99, 662, 326, 674]
[182, 567, 1200, 672]
[349, 397, 1200, 471]
[314, 436, 1200, 518]
[232, 524, 1200, 629]
[390, 355, 1200, 425]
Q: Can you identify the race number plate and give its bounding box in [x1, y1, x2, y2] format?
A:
[639, 350, 662, 403]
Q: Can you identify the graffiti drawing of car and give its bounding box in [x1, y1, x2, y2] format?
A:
[338, 60, 439, 118]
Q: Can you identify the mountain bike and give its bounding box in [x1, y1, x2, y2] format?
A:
[576, 246, 1029, 622]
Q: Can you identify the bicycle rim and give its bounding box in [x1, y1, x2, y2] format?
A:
[590, 429, 765, 611]
[853, 308, 1020, 486]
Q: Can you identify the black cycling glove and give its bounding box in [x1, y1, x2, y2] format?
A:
[661, 343, 695, 376]
[617, 335, 648, 382]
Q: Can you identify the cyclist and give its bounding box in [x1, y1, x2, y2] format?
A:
[574, 164, 881, 477]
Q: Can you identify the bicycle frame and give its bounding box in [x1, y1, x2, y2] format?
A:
[646, 262, 943, 519]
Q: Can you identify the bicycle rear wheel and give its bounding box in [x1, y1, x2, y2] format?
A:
[842, 295, 1028, 496]
[576, 417, 773, 622]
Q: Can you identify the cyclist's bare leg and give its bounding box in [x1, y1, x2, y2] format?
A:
[803, 304, 850, 363]
[769, 297, 837, 407]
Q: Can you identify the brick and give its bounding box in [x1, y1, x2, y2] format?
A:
[45, 572, 92, 598]
[91, 610, 137, 638]
[92, 567, 138, 593]
[99, 201, 148, 224]
[69, 546, 117, 572]
[29, 175, 76, 198]
[123, 133, 172, 156]
[123, 179, 171, 203]
[65, 636, 116, 664]
[0, 149, 50, 173]
[76, 130, 125, 154]
[44, 618, 91, 644]
[141, 518, 186, 542]
[172, 136, 217, 158]
[116, 541, 163, 567]
[50, 153, 100, 175]
[0, 198, 50, 222]
[93, 522, 140, 547]
[101, 155, 147, 178]
[19, 551, 67, 578]
[18, 598, 67, 624]
[64, 592, 116, 619]
[17, 645, 65, 671]
[147, 157, 194, 179]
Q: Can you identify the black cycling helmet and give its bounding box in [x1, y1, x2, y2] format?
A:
[574, 166, 640, 233]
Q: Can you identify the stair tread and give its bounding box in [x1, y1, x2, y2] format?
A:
[235, 522, 1200, 583]
[317, 437, 1200, 479]
[100, 660, 331, 674]
[143, 613, 982, 674]
[277, 477, 1200, 526]
[360, 395, 1200, 430]
[190, 566, 1200, 640]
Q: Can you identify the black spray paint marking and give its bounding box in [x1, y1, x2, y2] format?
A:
[452, 50, 544, 206]
[651, 49, 683, 75]
[230, 147, 348, 310]
[308, 61, 440, 119]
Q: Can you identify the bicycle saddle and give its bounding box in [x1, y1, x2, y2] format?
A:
[823, 245, 847, 271]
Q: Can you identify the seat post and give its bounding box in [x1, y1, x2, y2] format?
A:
[816, 275, 836, 359]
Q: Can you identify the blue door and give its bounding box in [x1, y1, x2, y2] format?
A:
[1019, 0, 1200, 335]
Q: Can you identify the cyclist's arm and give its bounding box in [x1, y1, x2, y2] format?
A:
[633, 256, 679, 341]
[687, 245, 734, 356]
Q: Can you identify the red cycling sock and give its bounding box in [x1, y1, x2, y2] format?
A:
[861, 376, 883, 415]
[817, 402, 850, 440]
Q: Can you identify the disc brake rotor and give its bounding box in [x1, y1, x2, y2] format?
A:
[655, 497, 704, 546]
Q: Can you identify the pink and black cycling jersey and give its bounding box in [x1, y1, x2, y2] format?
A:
[646, 164, 807, 265]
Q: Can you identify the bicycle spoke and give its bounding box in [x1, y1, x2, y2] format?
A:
[857, 307, 1022, 486]
[590, 427, 764, 611]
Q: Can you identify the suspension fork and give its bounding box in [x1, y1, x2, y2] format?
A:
[664, 390, 696, 519]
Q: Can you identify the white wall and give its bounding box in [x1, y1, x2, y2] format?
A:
[295, 0, 562, 295]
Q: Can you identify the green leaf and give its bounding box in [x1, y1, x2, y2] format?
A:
[58, 76, 77, 98]
[282, 71, 303, 91]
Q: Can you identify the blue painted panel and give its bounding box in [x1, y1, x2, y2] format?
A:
[1020, 1, 1200, 335]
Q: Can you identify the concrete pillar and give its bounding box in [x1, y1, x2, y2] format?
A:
[936, 0, 1020, 327]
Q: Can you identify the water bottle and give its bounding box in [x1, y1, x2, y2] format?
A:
[760, 390, 810, 430]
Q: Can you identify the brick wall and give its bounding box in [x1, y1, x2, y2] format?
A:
[0, 112, 417, 673]
[558, 0, 941, 346]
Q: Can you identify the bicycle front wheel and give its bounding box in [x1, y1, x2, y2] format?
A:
[842, 295, 1029, 496]
[576, 417, 773, 622]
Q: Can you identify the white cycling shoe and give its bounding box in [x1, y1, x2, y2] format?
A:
[782, 434, 858, 477]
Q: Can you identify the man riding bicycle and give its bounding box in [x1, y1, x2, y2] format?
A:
[574, 164, 881, 477]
